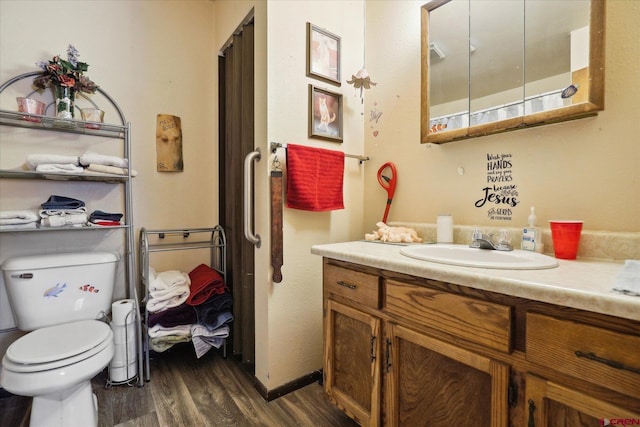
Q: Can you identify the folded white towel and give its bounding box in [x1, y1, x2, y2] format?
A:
[147, 270, 191, 313]
[148, 324, 193, 338]
[41, 214, 88, 227]
[40, 208, 87, 217]
[150, 286, 191, 300]
[0, 210, 39, 225]
[147, 293, 190, 313]
[35, 164, 84, 174]
[150, 335, 191, 352]
[27, 154, 79, 169]
[86, 163, 137, 177]
[149, 270, 190, 292]
[612, 260, 640, 297]
[80, 151, 128, 168]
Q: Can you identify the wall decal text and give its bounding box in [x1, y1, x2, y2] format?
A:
[476, 153, 519, 221]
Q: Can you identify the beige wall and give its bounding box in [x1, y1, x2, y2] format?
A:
[363, 0, 640, 233]
[262, 0, 366, 391]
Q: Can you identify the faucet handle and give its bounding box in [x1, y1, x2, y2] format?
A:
[472, 228, 484, 240]
[497, 229, 511, 244]
[496, 229, 513, 251]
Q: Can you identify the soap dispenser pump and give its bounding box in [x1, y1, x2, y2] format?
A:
[521, 207, 539, 252]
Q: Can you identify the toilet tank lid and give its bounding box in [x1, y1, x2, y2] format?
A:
[1, 251, 119, 271]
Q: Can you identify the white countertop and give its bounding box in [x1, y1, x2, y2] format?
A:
[311, 241, 639, 322]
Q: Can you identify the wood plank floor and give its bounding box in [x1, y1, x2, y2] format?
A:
[0, 346, 358, 427]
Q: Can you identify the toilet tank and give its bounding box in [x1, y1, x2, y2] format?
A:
[1, 252, 119, 331]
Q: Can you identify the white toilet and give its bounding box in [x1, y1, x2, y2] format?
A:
[1, 252, 119, 427]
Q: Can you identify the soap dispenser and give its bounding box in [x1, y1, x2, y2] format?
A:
[521, 207, 539, 252]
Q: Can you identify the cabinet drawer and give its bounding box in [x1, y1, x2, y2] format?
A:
[323, 264, 380, 309]
[526, 312, 640, 397]
[385, 280, 512, 353]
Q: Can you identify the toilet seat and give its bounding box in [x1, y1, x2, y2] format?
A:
[4, 320, 112, 373]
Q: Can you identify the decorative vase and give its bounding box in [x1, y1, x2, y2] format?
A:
[54, 85, 76, 119]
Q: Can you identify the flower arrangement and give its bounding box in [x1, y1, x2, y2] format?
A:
[33, 44, 98, 93]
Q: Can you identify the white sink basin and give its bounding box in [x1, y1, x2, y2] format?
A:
[400, 244, 558, 270]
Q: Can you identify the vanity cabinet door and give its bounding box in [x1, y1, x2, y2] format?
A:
[525, 374, 640, 426]
[324, 299, 382, 427]
[384, 322, 509, 427]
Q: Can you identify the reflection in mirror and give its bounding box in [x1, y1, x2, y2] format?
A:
[421, 0, 605, 145]
[524, 0, 591, 112]
[428, 0, 469, 135]
[469, 0, 524, 127]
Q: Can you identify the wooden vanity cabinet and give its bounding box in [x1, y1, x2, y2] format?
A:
[323, 263, 382, 426]
[323, 260, 510, 427]
[322, 258, 640, 427]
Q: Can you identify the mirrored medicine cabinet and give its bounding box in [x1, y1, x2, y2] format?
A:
[421, 0, 605, 144]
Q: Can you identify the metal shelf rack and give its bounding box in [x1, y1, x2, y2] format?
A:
[139, 226, 227, 382]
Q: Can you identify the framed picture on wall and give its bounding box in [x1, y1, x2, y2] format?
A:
[307, 22, 341, 85]
[309, 84, 343, 142]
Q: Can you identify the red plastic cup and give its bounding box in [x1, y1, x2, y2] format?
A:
[549, 220, 583, 260]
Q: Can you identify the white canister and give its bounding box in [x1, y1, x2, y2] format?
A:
[437, 215, 454, 243]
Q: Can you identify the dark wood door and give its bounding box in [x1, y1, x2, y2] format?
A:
[219, 19, 255, 367]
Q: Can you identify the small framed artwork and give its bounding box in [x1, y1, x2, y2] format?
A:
[309, 84, 343, 142]
[307, 22, 341, 85]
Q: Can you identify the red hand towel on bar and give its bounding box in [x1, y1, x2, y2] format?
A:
[286, 144, 345, 211]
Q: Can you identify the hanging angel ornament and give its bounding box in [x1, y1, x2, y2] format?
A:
[347, 68, 377, 101]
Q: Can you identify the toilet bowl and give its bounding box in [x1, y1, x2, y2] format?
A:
[1, 251, 119, 427]
[1, 320, 114, 427]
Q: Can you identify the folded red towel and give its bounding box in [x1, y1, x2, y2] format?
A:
[187, 264, 228, 306]
[286, 144, 345, 211]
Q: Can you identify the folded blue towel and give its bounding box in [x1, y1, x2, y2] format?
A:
[194, 293, 233, 326]
[90, 210, 123, 222]
[199, 310, 233, 331]
[41, 195, 85, 210]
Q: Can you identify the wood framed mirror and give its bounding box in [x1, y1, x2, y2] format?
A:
[421, 0, 605, 144]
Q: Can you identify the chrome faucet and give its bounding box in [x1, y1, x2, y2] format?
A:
[470, 229, 513, 251]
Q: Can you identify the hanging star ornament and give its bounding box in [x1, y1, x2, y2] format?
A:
[347, 68, 377, 99]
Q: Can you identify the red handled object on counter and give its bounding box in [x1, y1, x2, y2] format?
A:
[377, 162, 397, 223]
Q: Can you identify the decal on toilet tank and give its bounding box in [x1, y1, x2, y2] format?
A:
[43, 283, 67, 298]
[79, 283, 100, 293]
